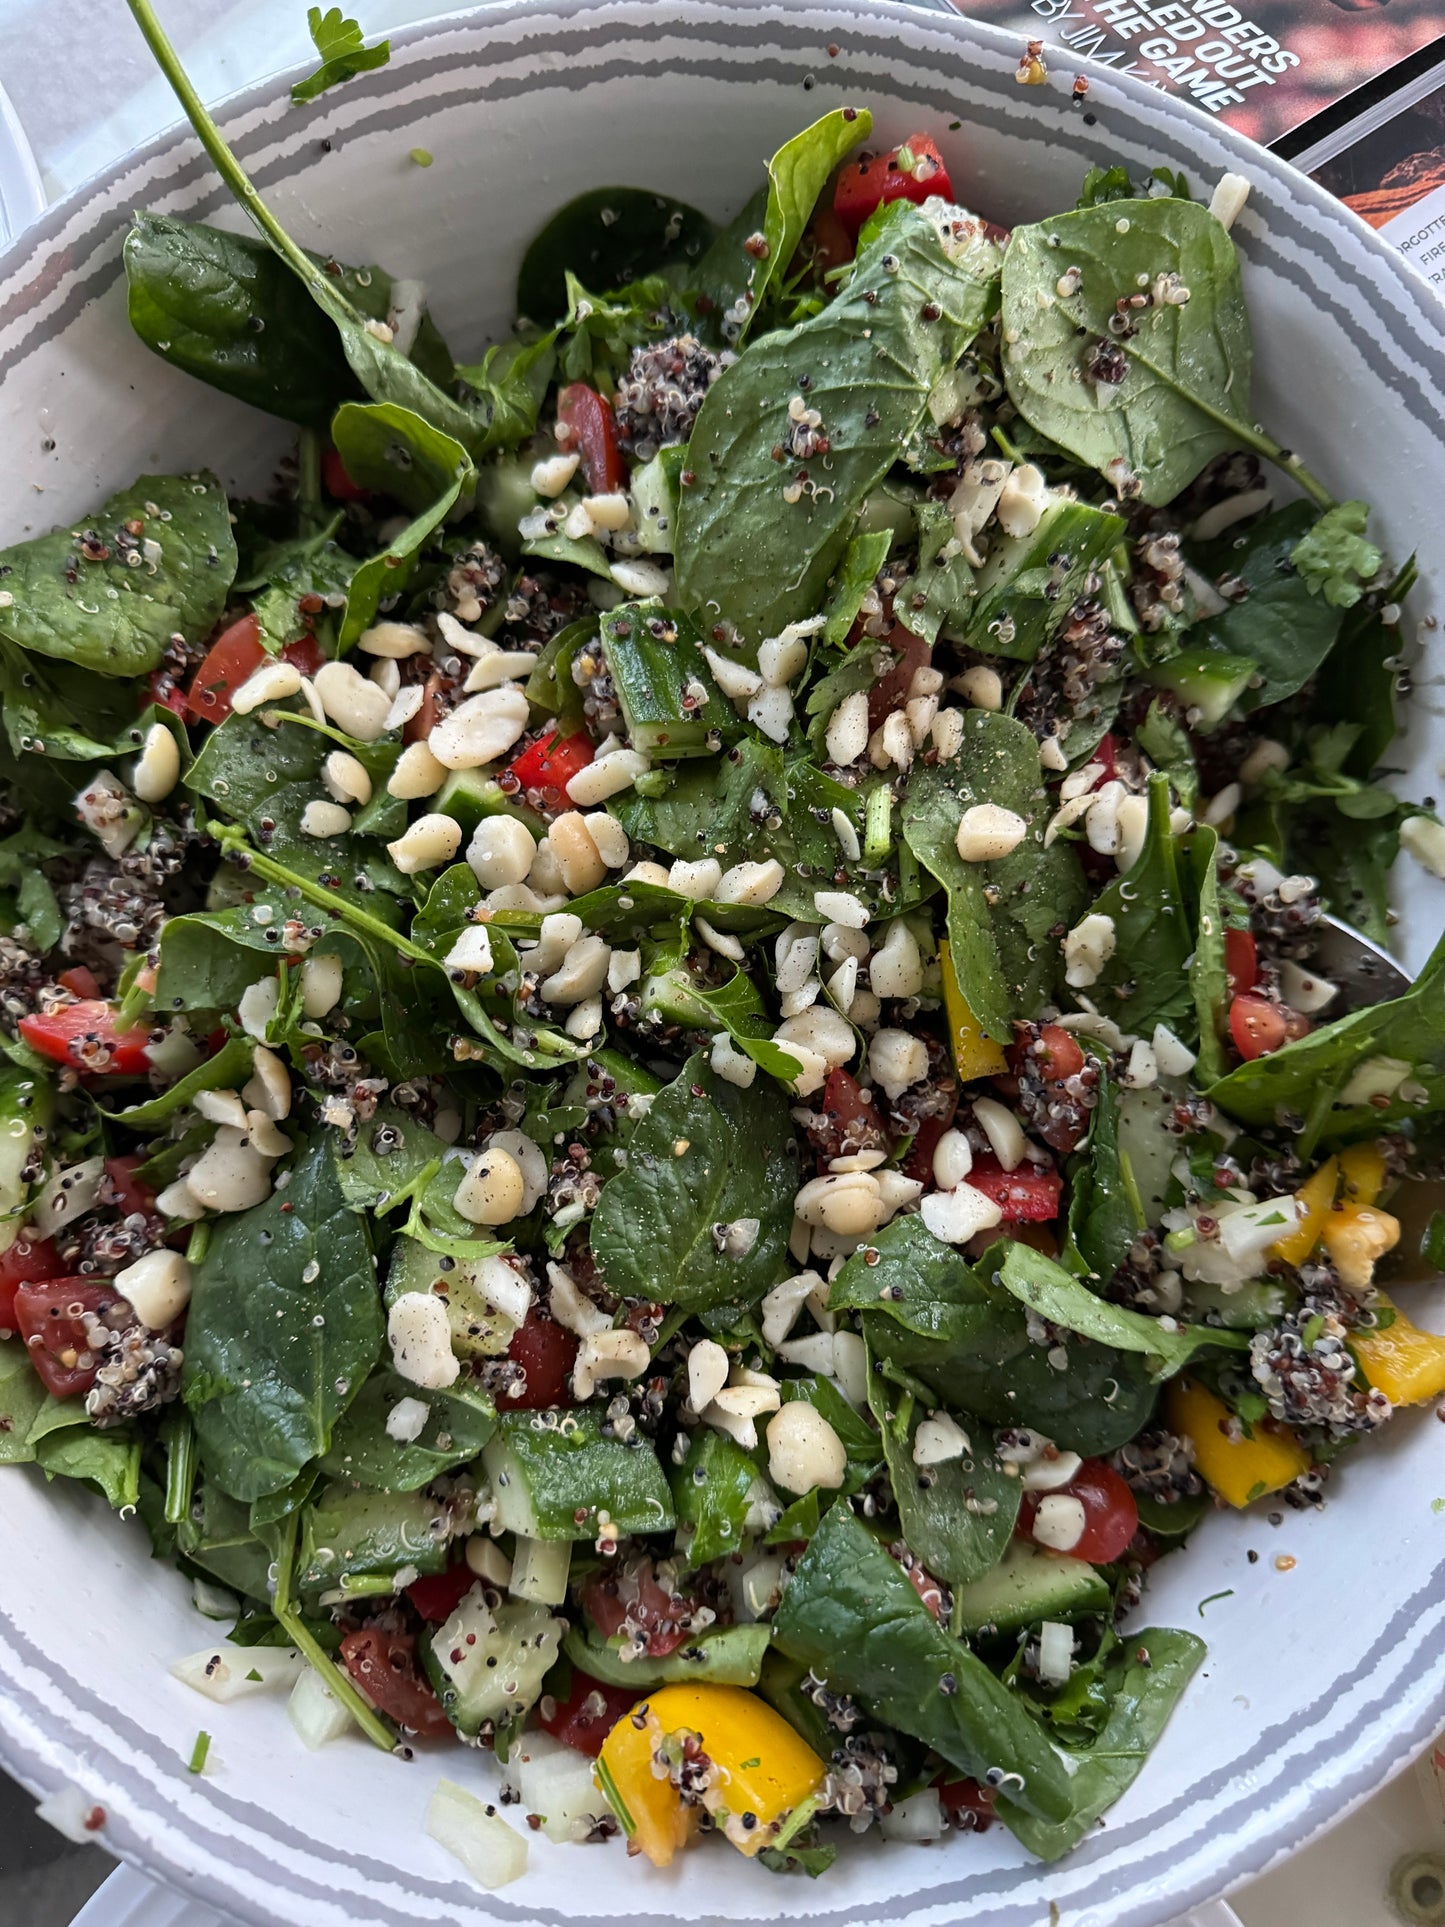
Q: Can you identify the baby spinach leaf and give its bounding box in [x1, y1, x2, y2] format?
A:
[0, 472, 236, 677]
[1208, 929, 1445, 1142]
[867, 1367, 1019, 1585]
[590, 1049, 796, 1314]
[963, 499, 1125, 663]
[486, 1409, 675, 1538]
[517, 187, 716, 326]
[1188, 824, 1229, 1086]
[103, 1035, 255, 1130]
[821, 528, 892, 648]
[772, 1505, 1073, 1823]
[739, 109, 872, 340]
[291, 7, 390, 103]
[332, 1102, 446, 1213]
[175, 1480, 277, 1600]
[686, 970, 802, 1085]
[330, 402, 473, 647]
[670, 1428, 759, 1567]
[455, 331, 559, 456]
[1290, 500, 1381, 609]
[1001, 199, 1252, 505]
[319, 1369, 495, 1490]
[831, 1218, 1159, 1456]
[1064, 1069, 1140, 1285]
[182, 1138, 383, 1501]
[902, 711, 1085, 1040]
[0, 645, 149, 762]
[34, 1425, 142, 1510]
[1136, 698, 1198, 809]
[675, 202, 998, 647]
[600, 600, 736, 757]
[1084, 775, 1194, 1032]
[996, 1628, 1204, 1860]
[1191, 503, 1342, 709]
[895, 501, 975, 647]
[991, 1240, 1247, 1379]
[124, 215, 362, 428]
[0, 1336, 47, 1464]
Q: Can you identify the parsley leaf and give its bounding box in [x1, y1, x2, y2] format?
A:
[1290, 500, 1382, 609]
[291, 7, 390, 104]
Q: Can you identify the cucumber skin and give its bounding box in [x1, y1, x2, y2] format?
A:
[950, 1541, 1110, 1634]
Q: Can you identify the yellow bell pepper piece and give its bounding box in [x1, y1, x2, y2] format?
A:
[1271, 1157, 1338, 1268]
[1350, 1293, 1445, 1406]
[1339, 1141, 1389, 1208]
[939, 940, 1008, 1081]
[596, 1682, 826, 1867]
[1166, 1376, 1310, 1508]
[1320, 1202, 1400, 1292]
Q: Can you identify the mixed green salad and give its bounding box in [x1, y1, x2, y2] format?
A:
[5, 0, 1445, 1886]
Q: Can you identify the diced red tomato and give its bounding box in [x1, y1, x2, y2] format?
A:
[185, 615, 325, 724]
[0, 1233, 67, 1334]
[146, 669, 189, 717]
[556, 384, 625, 495]
[56, 967, 100, 1000]
[103, 1154, 156, 1221]
[13, 1278, 126, 1400]
[1224, 928, 1258, 999]
[496, 1309, 578, 1412]
[965, 1153, 1062, 1223]
[822, 1067, 889, 1147]
[321, 448, 373, 502]
[804, 205, 855, 276]
[902, 1110, 954, 1186]
[505, 729, 595, 811]
[1018, 1457, 1139, 1565]
[1090, 732, 1121, 786]
[405, 1562, 477, 1624]
[338, 1628, 453, 1738]
[1228, 992, 1288, 1062]
[186, 614, 264, 723]
[538, 1667, 640, 1757]
[937, 1775, 997, 1828]
[582, 1556, 692, 1658]
[19, 1001, 153, 1077]
[833, 133, 955, 238]
[1011, 1022, 1085, 1086]
[867, 626, 930, 732]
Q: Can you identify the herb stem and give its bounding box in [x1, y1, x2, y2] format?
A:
[862, 784, 893, 869]
[1125, 341, 1336, 510]
[160, 1406, 197, 1526]
[272, 1515, 396, 1753]
[187, 1729, 211, 1775]
[217, 828, 430, 965]
[125, 1, 353, 316]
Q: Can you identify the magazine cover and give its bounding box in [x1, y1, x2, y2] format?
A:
[1308, 65, 1445, 282]
[949, 0, 1445, 146]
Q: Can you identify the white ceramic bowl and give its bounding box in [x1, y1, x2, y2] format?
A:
[2, 6, 1443, 1925]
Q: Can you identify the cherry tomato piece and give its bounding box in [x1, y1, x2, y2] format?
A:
[505, 729, 595, 808]
[1224, 928, 1258, 999]
[13, 1278, 127, 1400]
[538, 1667, 640, 1757]
[0, 1233, 67, 1333]
[582, 1556, 692, 1658]
[321, 448, 373, 501]
[19, 1001, 153, 1077]
[56, 967, 100, 1000]
[867, 627, 931, 731]
[556, 384, 626, 495]
[833, 133, 955, 237]
[103, 1154, 157, 1220]
[964, 1154, 1063, 1223]
[496, 1309, 578, 1411]
[936, 1776, 997, 1828]
[146, 668, 189, 717]
[805, 205, 855, 275]
[185, 614, 264, 724]
[1011, 1022, 1085, 1085]
[405, 1562, 478, 1624]
[1019, 1457, 1139, 1565]
[339, 1628, 453, 1737]
[1229, 992, 1288, 1061]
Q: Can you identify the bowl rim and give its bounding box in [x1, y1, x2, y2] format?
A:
[1, 6, 1444, 1926]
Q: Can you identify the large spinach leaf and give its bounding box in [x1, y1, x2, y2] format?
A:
[675, 202, 998, 646]
[867, 1366, 1019, 1586]
[902, 711, 1085, 1040]
[0, 648, 148, 762]
[319, 1368, 495, 1491]
[0, 1336, 47, 1464]
[739, 109, 871, 338]
[589, 1049, 796, 1314]
[772, 1505, 1072, 1823]
[1191, 503, 1342, 709]
[670, 1428, 759, 1567]
[1084, 775, 1195, 1033]
[182, 1138, 383, 1501]
[996, 1628, 1204, 1859]
[0, 472, 236, 676]
[517, 187, 715, 325]
[1064, 1068, 1141, 1286]
[1000, 199, 1252, 505]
